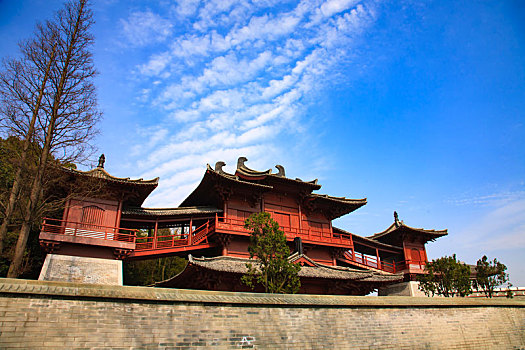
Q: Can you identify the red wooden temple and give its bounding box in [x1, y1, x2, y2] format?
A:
[39, 155, 447, 295]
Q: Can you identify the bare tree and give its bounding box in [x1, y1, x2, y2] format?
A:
[1, 0, 101, 277]
[0, 22, 58, 253]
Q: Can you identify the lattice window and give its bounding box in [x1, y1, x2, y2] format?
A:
[411, 248, 421, 262]
[81, 205, 105, 228]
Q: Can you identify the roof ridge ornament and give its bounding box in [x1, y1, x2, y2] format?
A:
[394, 211, 402, 227]
[275, 164, 285, 177]
[215, 161, 226, 174]
[237, 156, 248, 170]
[236, 156, 272, 175]
[97, 154, 105, 169]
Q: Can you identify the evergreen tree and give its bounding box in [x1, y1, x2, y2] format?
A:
[474, 255, 509, 298]
[418, 254, 472, 297]
[241, 212, 301, 294]
[124, 256, 187, 286]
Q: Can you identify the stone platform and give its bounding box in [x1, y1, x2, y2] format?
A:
[38, 254, 123, 285]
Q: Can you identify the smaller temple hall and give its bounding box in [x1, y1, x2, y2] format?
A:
[38, 156, 447, 296]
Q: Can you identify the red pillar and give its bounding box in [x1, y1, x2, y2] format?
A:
[376, 248, 380, 270]
[153, 219, 158, 249]
[189, 217, 193, 245]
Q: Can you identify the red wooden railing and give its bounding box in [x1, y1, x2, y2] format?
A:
[135, 220, 214, 251]
[41, 218, 137, 243]
[215, 216, 352, 245]
[343, 251, 426, 273]
[41, 216, 428, 274]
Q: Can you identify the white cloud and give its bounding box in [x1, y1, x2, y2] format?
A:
[175, 0, 201, 17]
[120, 10, 173, 47]
[446, 191, 525, 207]
[458, 198, 525, 251]
[320, 0, 359, 18]
[122, 0, 378, 207]
[139, 52, 172, 76]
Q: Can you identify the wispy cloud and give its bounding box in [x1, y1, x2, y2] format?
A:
[120, 10, 173, 47]
[120, 0, 379, 206]
[457, 197, 525, 251]
[446, 191, 525, 207]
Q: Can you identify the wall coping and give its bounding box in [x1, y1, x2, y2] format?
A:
[1, 278, 523, 308]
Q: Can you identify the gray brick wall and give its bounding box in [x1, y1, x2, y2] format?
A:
[0, 278, 524, 349]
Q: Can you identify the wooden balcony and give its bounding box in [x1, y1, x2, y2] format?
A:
[40, 216, 425, 275]
[130, 220, 216, 258]
[39, 218, 137, 250]
[342, 251, 426, 274]
[215, 216, 354, 248]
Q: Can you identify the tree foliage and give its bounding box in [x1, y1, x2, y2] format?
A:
[241, 212, 300, 294]
[418, 254, 472, 297]
[123, 256, 187, 286]
[0, 137, 46, 278]
[474, 255, 509, 298]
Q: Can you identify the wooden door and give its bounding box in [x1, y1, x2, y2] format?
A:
[64, 197, 119, 239]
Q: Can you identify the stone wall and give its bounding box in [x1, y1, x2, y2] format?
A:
[0, 278, 523, 349]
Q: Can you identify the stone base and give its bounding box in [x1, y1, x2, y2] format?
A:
[39, 254, 123, 285]
[378, 281, 429, 297]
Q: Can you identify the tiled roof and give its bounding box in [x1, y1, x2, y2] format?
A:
[307, 193, 367, 206]
[369, 221, 448, 240]
[182, 255, 401, 282]
[213, 157, 321, 189]
[61, 166, 159, 186]
[333, 227, 402, 252]
[122, 206, 222, 217]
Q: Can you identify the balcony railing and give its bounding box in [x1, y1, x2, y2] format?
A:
[40, 218, 137, 243]
[135, 220, 214, 251]
[344, 251, 426, 274]
[41, 216, 428, 275]
[215, 216, 353, 246]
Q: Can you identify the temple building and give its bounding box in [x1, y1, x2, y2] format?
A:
[38, 156, 447, 295]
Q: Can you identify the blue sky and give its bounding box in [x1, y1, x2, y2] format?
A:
[1, 0, 524, 286]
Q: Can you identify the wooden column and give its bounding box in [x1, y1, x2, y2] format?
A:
[298, 204, 303, 231]
[189, 217, 193, 245]
[153, 219, 158, 249]
[376, 248, 380, 269]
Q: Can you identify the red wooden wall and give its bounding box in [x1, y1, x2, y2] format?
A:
[63, 197, 121, 230]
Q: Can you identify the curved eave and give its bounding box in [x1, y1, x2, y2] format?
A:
[265, 174, 321, 190]
[309, 194, 367, 206]
[59, 166, 158, 206]
[156, 255, 400, 288]
[61, 166, 159, 186]
[235, 167, 321, 190]
[369, 223, 448, 242]
[306, 194, 367, 220]
[122, 206, 222, 218]
[179, 167, 272, 207]
[333, 227, 403, 253]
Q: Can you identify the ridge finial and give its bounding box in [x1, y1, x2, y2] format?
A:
[237, 156, 248, 170]
[275, 164, 285, 177]
[215, 161, 226, 173]
[394, 211, 400, 226]
[97, 154, 105, 168]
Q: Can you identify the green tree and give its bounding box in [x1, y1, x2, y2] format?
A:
[474, 255, 509, 298]
[0, 136, 46, 278]
[418, 254, 472, 297]
[241, 212, 301, 294]
[123, 256, 187, 286]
